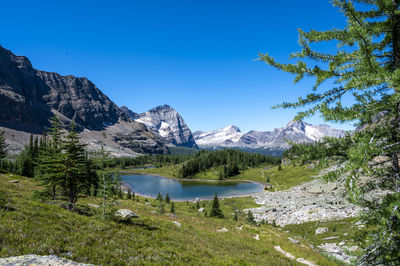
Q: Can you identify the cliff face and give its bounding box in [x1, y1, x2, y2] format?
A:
[0, 46, 167, 155]
[0, 46, 124, 131]
[124, 104, 198, 149]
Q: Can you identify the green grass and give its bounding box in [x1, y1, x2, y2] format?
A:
[0, 172, 338, 265]
[126, 164, 316, 191]
[284, 218, 361, 247]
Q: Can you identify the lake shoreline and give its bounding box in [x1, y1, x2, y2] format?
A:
[120, 172, 267, 201]
[120, 170, 268, 186]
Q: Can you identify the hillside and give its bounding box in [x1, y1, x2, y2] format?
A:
[0, 172, 340, 265]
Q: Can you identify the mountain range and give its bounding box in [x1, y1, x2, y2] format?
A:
[194, 121, 346, 152]
[0, 45, 346, 156]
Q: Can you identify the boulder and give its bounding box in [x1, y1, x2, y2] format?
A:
[8, 180, 19, 183]
[172, 221, 181, 227]
[217, 228, 228, 233]
[197, 208, 205, 212]
[288, 237, 300, 244]
[116, 209, 139, 219]
[192, 198, 200, 203]
[0, 255, 93, 265]
[315, 227, 329, 235]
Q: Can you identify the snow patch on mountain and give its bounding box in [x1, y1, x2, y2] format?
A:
[193, 125, 243, 147]
[194, 120, 346, 150]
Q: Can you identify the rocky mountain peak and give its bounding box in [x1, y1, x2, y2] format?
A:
[0, 45, 167, 155]
[124, 105, 198, 149]
[224, 125, 241, 132]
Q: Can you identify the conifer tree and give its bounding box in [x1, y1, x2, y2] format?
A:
[246, 211, 255, 225]
[127, 188, 132, 199]
[156, 192, 163, 202]
[209, 193, 224, 218]
[158, 202, 165, 214]
[165, 193, 170, 203]
[170, 201, 175, 213]
[36, 117, 65, 198]
[259, 1, 400, 263]
[233, 211, 238, 221]
[62, 123, 87, 208]
[0, 130, 7, 170]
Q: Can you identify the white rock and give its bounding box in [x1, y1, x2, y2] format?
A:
[87, 203, 100, 208]
[192, 198, 200, 203]
[288, 237, 300, 244]
[323, 236, 339, 240]
[198, 208, 205, 212]
[296, 258, 317, 266]
[172, 221, 181, 227]
[254, 234, 260, 240]
[116, 209, 139, 219]
[315, 227, 328, 234]
[217, 228, 228, 233]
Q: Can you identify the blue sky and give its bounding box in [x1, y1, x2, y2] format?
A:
[0, 0, 355, 132]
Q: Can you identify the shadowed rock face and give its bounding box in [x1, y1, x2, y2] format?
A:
[0, 45, 123, 131]
[123, 104, 198, 149]
[0, 45, 167, 155]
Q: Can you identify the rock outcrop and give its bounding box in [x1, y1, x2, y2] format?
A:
[0, 45, 167, 155]
[124, 104, 198, 149]
[246, 177, 361, 227]
[0, 255, 93, 265]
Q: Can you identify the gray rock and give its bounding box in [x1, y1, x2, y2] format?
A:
[0, 255, 93, 265]
[318, 243, 356, 264]
[197, 208, 205, 212]
[217, 228, 228, 233]
[0, 45, 168, 156]
[172, 221, 181, 227]
[315, 227, 329, 235]
[288, 237, 300, 244]
[8, 180, 19, 183]
[130, 105, 198, 149]
[87, 203, 100, 208]
[192, 198, 200, 203]
[116, 209, 139, 219]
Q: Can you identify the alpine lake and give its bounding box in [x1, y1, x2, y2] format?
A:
[121, 174, 264, 201]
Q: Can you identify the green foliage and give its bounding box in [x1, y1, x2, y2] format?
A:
[127, 188, 132, 199]
[0, 130, 7, 169]
[0, 190, 7, 210]
[170, 202, 175, 213]
[209, 193, 224, 218]
[156, 192, 163, 202]
[158, 202, 165, 214]
[260, 0, 400, 263]
[233, 211, 238, 221]
[179, 149, 281, 178]
[246, 211, 256, 225]
[165, 193, 170, 203]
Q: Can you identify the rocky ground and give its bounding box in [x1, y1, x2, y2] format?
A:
[247, 177, 361, 227]
[0, 255, 93, 265]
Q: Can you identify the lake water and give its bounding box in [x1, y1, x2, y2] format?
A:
[121, 174, 264, 200]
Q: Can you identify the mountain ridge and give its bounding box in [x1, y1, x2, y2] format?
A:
[0, 45, 167, 155]
[122, 105, 198, 149]
[194, 120, 347, 151]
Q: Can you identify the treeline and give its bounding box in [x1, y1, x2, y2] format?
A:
[0, 117, 121, 210]
[180, 149, 281, 178]
[283, 136, 352, 166]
